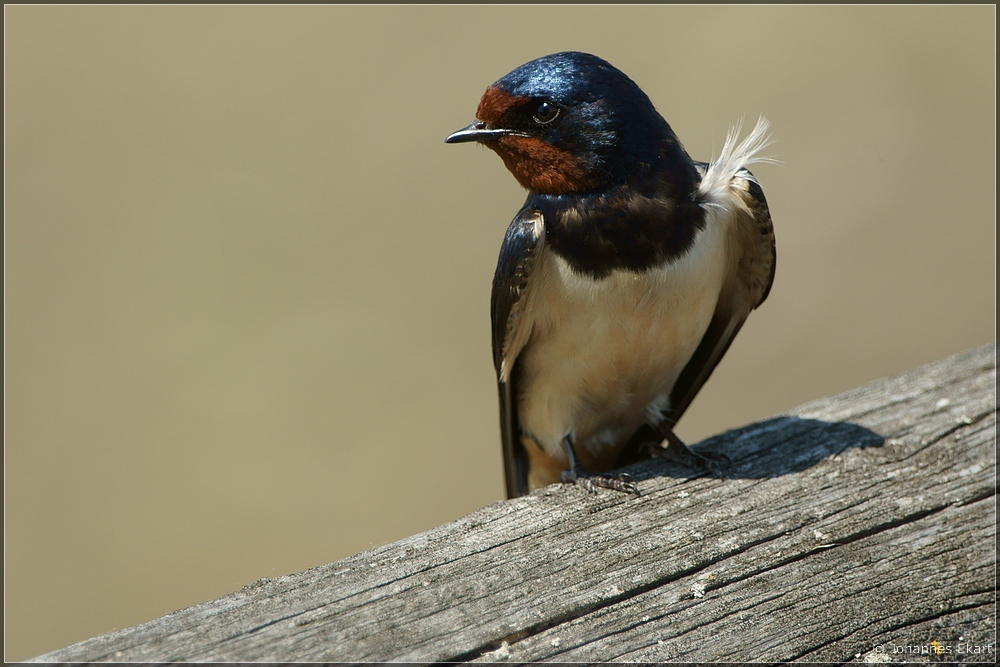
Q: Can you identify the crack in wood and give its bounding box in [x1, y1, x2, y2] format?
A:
[449, 527, 797, 662]
[806, 597, 997, 664]
[465, 492, 994, 662]
[452, 493, 995, 662]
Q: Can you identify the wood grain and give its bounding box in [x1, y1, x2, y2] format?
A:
[30, 344, 996, 663]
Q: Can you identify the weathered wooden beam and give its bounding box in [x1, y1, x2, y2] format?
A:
[30, 344, 996, 663]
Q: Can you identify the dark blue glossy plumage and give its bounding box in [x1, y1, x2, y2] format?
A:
[489, 52, 686, 194]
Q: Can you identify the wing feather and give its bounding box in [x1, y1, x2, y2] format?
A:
[491, 208, 545, 498]
[668, 167, 775, 423]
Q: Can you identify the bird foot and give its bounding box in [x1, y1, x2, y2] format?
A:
[642, 439, 730, 477]
[561, 469, 640, 496]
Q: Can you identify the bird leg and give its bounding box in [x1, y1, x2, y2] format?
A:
[560, 435, 640, 496]
[643, 418, 731, 475]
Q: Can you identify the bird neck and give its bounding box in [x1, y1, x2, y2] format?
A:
[525, 144, 705, 280]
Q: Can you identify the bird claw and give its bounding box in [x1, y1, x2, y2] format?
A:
[648, 441, 730, 477]
[561, 469, 641, 496]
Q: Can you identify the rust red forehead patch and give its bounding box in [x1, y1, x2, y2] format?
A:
[476, 85, 529, 126]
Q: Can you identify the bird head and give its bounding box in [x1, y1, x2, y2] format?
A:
[446, 52, 674, 196]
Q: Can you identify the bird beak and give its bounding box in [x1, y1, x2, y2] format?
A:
[445, 121, 518, 144]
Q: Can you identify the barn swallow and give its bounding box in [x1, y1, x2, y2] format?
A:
[446, 52, 775, 499]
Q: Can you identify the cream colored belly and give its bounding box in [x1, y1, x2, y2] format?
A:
[517, 225, 727, 470]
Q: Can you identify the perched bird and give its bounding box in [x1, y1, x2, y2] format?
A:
[446, 52, 775, 499]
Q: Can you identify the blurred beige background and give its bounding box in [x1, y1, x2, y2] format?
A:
[4, 5, 994, 661]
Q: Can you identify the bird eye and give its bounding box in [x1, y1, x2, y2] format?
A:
[533, 101, 560, 125]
